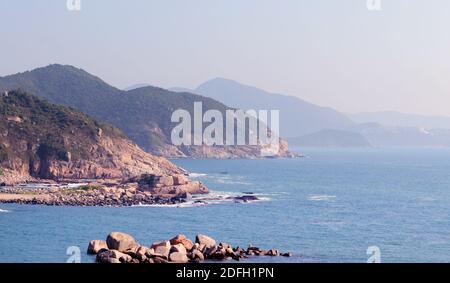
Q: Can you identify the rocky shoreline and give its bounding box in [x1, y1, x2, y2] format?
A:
[90, 232, 292, 263]
[0, 174, 210, 206]
[0, 173, 262, 206]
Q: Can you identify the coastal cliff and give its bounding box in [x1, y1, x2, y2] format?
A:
[0, 90, 207, 200]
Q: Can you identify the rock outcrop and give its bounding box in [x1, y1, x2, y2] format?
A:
[0, 91, 204, 196]
[136, 174, 208, 196]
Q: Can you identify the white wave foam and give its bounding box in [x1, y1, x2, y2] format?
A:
[215, 178, 251, 185]
[189, 172, 253, 186]
[189, 173, 207, 178]
[256, 196, 272, 201]
[0, 208, 11, 213]
[307, 195, 336, 202]
[131, 201, 208, 208]
[131, 190, 268, 208]
[66, 183, 89, 189]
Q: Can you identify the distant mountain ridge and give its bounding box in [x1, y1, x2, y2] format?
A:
[348, 111, 450, 129]
[175, 78, 450, 148]
[172, 78, 355, 138]
[0, 65, 293, 158]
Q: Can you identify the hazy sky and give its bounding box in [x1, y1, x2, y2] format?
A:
[1, 0, 450, 116]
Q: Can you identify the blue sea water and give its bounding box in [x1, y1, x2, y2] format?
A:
[1, 148, 450, 263]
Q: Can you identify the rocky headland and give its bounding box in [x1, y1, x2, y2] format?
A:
[0, 90, 209, 205]
[89, 232, 292, 263]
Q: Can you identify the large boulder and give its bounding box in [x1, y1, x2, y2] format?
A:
[137, 174, 209, 196]
[151, 241, 171, 259]
[106, 232, 138, 252]
[151, 240, 171, 250]
[195, 234, 216, 248]
[170, 234, 194, 250]
[169, 252, 189, 263]
[191, 249, 205, 261]
[87, 240, 108, 254]
[154, 246, 170, 259]
[170, 243, 187, 255]
[174, 182, 209, 195]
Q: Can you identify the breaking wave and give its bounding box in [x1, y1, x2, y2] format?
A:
[307, 195, 336, 202]
[189, 173, 207, 178]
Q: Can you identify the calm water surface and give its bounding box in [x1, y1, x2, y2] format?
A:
[1, 148, 450, 263]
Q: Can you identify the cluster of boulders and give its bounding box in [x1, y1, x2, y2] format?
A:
[89, 232, 292, 263]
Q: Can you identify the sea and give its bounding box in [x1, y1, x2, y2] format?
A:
[1, 148, 450, 263]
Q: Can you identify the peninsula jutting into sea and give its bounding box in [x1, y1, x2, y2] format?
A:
[0, 89, 268, 206]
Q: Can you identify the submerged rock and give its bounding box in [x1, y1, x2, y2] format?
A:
[231, 195, 259, 202]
